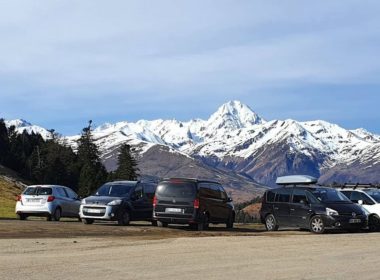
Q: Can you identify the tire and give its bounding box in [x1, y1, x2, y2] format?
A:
[151, 220, 158, 227]
[82, 218, 94, 225]
[117, 211, 130, 226]
[309, 215, 325, 234]
[265, 214, 279, 231]
[157, 221, 168, 228]
[52, 208, 61, 222]
[226, 213, 234, 229]
[196, 214, 209, 231]
[17, 213, 27, 221]
[368, 215, 380, 232]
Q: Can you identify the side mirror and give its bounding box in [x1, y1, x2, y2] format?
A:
[358, 200, 364, 205]
[300, 199, 308, 205]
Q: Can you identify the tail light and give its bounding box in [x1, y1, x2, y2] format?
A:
[16, 195, 22, 202]
[153, 195, 157, 207]
[193, 198, 200, 209]
[47, 196, 55, 202]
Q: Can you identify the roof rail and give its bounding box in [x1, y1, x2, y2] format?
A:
[334, 183, 380, 190]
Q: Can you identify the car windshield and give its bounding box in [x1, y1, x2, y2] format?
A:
[363, 190, 380, 203]
[95, 183, 135, 197]
[23, 187, 52, 196]
[156, 181, 196, 198]
[310, 188, 351, 203]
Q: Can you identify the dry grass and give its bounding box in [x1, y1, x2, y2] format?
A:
[0, 178, 23, 218]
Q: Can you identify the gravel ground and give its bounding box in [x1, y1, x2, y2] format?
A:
[0, 220, 379, 280]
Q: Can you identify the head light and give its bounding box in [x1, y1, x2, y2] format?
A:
[107, 199, 122, 206]
[326, 208, 339, 216]
[81, 199, 86, 204]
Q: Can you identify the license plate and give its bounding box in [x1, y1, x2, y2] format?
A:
[165, 208, 183, 213]
[349, 219, 361, 224]
[86, 208, 103, 214]
[27, 198, 41, 203]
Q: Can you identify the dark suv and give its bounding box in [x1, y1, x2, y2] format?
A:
[79, 180, 157, 225]
[260, 176, 367, 233]
[153, 178, 235, 230]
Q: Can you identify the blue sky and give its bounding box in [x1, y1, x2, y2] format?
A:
[0, 0, 380, 135]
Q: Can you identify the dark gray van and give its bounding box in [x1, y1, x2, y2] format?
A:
[153, 178, 235, 230]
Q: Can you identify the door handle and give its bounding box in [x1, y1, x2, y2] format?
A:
[274, 207, 279, 210]
[290, 208, 295, 211]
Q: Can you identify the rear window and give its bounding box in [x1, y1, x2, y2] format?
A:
[156, 181, 196, 198]
[23, 187, 52, 196]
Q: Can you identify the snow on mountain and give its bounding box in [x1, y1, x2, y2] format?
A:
[5, 101, 380, 186]
[4, 119, 51, 140]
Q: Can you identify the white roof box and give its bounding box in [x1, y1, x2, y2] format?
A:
[276, 175, 318, 186]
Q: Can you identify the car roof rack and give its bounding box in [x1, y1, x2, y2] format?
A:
[335, 183, 380, 190]
[276, 175, 318, 186]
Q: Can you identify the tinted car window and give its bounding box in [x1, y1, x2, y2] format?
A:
[364, 190, 380, 203]
[311, 188, 351, 203]
[133, 184, 143, 199]
[156, 182, 196, 198]
[351, 191, 374, 205]
[95, 183, 134, 197]
[292, 189, 307, 204]
[275, 189, 291, 203]
[341, 191, 352, 200]
[24, 187, 52, 196]
[266, 191, 275, 202]
[218, 186, 227, 200]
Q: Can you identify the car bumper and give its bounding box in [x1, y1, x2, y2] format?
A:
[79, 204, 120, 220]
[153, 211, 199, 225]
[15, 202, 53, 216]
[323, 215, 368, 229]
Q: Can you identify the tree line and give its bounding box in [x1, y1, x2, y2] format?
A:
[0, 119, 138, 196]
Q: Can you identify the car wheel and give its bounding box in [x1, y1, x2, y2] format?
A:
[197, 214, 209, 231]
[17, 213, 27, 220]
[157, 221, 168, 228]
[265, 214, 279, 231]
[117, 211, 130, 226]
[82, 218, 94, 225]
[368, 215, 380, 232]
[226, 213, 234, 229]
[52, 208, 61, 221]
[310, 215, 325, 234]
[151, 220, 158, 227]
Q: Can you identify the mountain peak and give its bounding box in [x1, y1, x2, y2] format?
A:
[207, 101, 264, 130]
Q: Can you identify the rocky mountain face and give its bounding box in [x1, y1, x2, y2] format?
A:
[5, 101, 380, 196]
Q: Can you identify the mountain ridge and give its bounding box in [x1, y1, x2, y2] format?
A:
[4, 100, 380, 187]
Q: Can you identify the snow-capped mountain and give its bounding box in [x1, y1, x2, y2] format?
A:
[4, 119, 51, 140]
[6, 101, 380, 187]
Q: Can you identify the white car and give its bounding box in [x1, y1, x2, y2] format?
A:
[340, 186, 380, 231]
[15, 185, 81, 221]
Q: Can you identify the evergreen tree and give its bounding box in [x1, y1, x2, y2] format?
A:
[76, 121, 107, 196]
[0, 119, 10, 165]
[114, 144, 139, 180]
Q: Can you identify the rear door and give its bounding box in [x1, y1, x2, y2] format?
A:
[273, 188, 291, 225]
[130, 183, 146, 219]
[289, 188, 311, 227]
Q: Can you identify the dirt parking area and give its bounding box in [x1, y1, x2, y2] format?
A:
[0, 220, 379, 280]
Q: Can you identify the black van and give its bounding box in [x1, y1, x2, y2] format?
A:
[153, 178, 235, 230]
[259, 175, 367, 233]
[80, 180, 157, 226]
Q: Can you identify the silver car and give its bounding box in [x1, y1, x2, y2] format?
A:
[15, 185, 81, 221]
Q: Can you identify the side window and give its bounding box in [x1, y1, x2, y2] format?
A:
[350, 191, 362, 203]
[266, 191, 276, 202]
[134, 184, 143, 199]
[361, 193, 375, 205]
[292, 189, 307, 204]
[56, 188, 68, 198]
[275, 189, 291, 203]
[199, 183, 215, 198]
[341, 191, 352, 200]
[143, 184, 157, 199]
[218, 185, 227, 200]
[65, 188, 78, 199]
